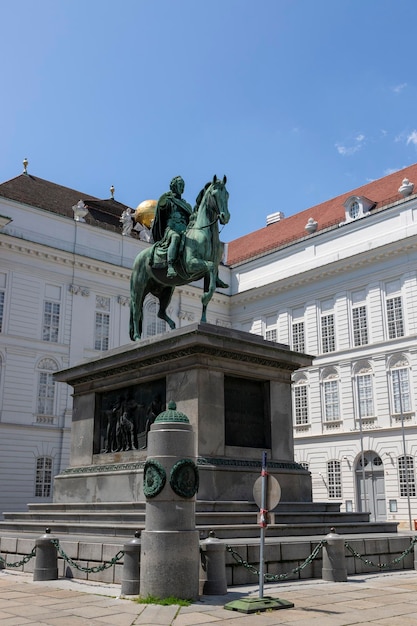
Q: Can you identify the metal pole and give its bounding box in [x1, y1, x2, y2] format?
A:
[259, 451, 268, 599]
[394, 370, 413, 531]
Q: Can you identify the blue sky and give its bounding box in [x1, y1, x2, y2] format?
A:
[2, 0, 417, 241]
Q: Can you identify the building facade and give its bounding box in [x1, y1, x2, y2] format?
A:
[1, 162, 417, 528]
[226, 164, 417, 528]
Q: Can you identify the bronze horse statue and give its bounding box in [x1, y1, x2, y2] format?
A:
[129, 175, 230, 341]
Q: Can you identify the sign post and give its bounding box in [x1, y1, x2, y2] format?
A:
[225, 452, 294, 614]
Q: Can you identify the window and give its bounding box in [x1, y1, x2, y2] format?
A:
[0, 290, 4, 333]
[321, 314, 335, 353]
[324, 379, 340, 422]
[349, 201, 360, 219]
[38, 372, 55, 415]
[387, 296, 404, 339]
[357, 372, 374, 418]
[42, 301, 60, 342]
[144, 298, 167, 337]
[327, 460, 342, 498]
[35, 456, 53, 497]
[293, 377, 309, 425]
[37, 358, 58, 418]
[292, 321, 305, 353]
[95, 296, 110, 350]
[0, 272, 6, 333]
[398, 455, 416, 497]
[352, 305, 368, 346]
[265, 328, 277, 342]
[391, 365, 411, 414]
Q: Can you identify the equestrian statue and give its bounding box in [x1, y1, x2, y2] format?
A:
[129, 175, 230, 341]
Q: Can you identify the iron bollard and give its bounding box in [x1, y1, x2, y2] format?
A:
[414, 541, 417, 571]
[121, 531, 141, 596]
[33, 528, 58, 581]
[322, 528, 347, 582]
[199, 531, 227, 595]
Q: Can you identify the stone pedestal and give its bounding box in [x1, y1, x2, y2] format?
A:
[54, 323, 313, 504]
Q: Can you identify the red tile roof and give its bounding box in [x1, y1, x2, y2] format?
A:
[0, 173, 133, 232]
[227, 163, 417, 265]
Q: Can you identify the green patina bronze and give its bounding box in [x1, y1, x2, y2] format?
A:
[170, 458, 199, 498]
[154, 400, 190, 423]
[143, 458, 166, 498]
[129, 175, 230, 341]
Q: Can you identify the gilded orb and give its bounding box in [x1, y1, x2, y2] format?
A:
[134, 199, 157, 229]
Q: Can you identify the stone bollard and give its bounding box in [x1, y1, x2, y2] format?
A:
[33, 528, 58, 581]
[121, 531, 141, 596]
[322, 528, 347, 582]
[199, 531, 227, 595]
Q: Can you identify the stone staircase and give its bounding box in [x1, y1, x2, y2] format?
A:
[0, 500, 398, 539]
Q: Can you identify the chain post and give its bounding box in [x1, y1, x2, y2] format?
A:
[33, 528, 58, 581]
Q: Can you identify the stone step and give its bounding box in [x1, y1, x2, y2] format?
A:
[0, 516, 398, 539]
[23, 500, 342, 513]
[2, 509, 371, 526]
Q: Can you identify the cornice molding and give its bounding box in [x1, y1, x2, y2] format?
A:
[231, 236, 417, 305]
[0, 237, 130, 280]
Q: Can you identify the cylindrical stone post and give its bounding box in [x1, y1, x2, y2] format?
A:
[121, 531, 141, 596]
[33, 528, 58, 581]
[322, 528, 347, 582]
[140, 402, 200, 600]
[199, 531, 227, 595]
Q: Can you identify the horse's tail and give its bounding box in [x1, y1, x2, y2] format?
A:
[129, 303, 135, 341]
[129, 266, 139, 341]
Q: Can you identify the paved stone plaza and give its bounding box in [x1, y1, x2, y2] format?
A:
[1, 568, 417, 625]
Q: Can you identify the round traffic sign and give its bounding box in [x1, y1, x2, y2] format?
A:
[253, 475, 281, 510]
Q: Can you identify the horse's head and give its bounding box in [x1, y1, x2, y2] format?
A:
[207, 175, 230, 225]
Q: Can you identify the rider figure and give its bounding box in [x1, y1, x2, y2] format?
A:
[151, 176, 193, 278]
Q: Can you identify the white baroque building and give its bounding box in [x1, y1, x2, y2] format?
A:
[1, 161, 417, 528]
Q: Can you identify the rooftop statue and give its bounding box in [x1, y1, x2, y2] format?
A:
[129, 175, 229, 341]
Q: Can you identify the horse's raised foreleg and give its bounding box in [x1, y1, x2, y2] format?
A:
[157, 286, 176, 330]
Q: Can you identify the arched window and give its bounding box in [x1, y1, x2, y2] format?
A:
[292, 373, 309, 426]
[327, 460, 342, 498]
[35, 456, 53, 497]
[353, 361, 374, 420]
[144, 298, 167, 338]
[321, 367, 340, 422]
[37, 358, 58, 420]
[398, 455, 416, 497]
[388, 354, 412, 416]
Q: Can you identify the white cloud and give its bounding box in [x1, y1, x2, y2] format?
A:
[406, 130, 417, 147]
[335, 134, 365, 156]
[393, 83, 407, 94]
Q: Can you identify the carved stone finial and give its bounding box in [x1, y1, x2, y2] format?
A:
[305, 217, 318, 234]
[72, 200, 88, 222]
[110, 184, 115, 199]
[23, 157, 28, 174]
[398, 178, 414, 197]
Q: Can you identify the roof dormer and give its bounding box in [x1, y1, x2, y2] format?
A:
[343, 195, 375, 223]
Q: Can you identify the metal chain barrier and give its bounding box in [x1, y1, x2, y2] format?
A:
[0, 548, 37, 568]
[226, 540, 326, 582]
[50, 539, 124, 574]
[344, 536, 417, 570]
